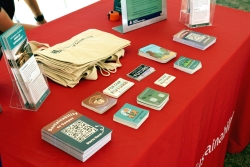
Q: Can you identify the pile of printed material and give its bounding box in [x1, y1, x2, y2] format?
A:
[31, 29, 130, 88]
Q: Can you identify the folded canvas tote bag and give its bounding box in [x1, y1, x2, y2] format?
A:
[30, 29, 130, 88]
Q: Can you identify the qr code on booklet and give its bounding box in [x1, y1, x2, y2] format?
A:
[61, 120, 97, 143]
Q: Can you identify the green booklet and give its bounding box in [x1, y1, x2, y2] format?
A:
[174, 56, 202, 74]
[138, 44, 177, 63]
[137, 87, 169, 110]
[42, 110, 112, 162]
[113, 103, 149, 129]
[173, 29, 216, 50]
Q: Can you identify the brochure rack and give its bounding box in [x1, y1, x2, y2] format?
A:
[179, 0, 216, 28]
[3, 52, 50, 111]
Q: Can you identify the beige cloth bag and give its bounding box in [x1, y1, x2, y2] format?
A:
[30, 29, 130, 87]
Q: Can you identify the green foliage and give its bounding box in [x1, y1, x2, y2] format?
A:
[217, 0, 250, 12]
[224, 144, 250, 167]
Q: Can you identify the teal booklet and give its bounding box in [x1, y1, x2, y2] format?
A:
[138, 44, 177, 63]
[173, 29, 216, 50]
[137, 87, 169, 110]
[113, 103, 149, 129]
[42, 110, 112, 162]
[174, 56, 202, 74]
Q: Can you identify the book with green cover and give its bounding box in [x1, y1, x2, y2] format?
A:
[42, 109, 112, 162]
[113, 103, 149, 129]
[173, 29, 216, 50]
[137, 87, 169, 110]
[81, 91, 117, 114]
[174, 56, 202, 74]
[138, 44, 177, 63]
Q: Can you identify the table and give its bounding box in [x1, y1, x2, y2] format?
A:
[1, 0, 250, 166]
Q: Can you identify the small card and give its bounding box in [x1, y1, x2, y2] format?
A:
[127, 64, 155, 81]
[82, 91, 117, 114]
[103, 78, 134, 98]
[154, 73, 176, 87]
[113, 103, 149, 129]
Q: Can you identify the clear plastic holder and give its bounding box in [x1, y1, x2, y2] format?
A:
[179, 0, 216, 28]
[2, 51, 50, 111]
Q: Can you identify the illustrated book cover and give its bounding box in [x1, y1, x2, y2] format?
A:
[137, 87, 169, 110]
[138, 44, 177, 63]
[103, 78, 134, 98]
[113, 103, 149, 129]
[81, 91, 117, 114]
[42, 109, 112, 162]
[174, 56, 202, 74]
[173, 29, 216, 50]
[127, 64, 155, 81]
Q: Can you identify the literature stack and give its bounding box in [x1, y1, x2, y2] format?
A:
[174, 56, 202, 74]
[173, 29, 216, 50]
[0, 24, 50, 110]
[103, 78, 134, 98]
[127, 64, 155, 81]
[81, 91, 117, 114]
[137, 87, 169, 110]
[42, 110, 112, 162]
[138, 44, 177, 63]
[113, 103, 149, 129]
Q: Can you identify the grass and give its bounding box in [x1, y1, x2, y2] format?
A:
[217, 0, 250, 12]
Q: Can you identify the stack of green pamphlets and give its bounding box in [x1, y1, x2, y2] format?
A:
[113, 103, 149, 129]
[174, 56, 202, 74]
[42, 110, 112, 162]
[137, 87, 169, 110]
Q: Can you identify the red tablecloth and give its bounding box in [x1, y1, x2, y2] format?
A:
[0, 0, 250, 167]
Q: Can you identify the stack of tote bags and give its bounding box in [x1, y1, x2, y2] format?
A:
[29, 29, 130, 88]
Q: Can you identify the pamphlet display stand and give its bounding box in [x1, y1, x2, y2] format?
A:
[3, 52, 50, 111]
[179, 0, 216, 28]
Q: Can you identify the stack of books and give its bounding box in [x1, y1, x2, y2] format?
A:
[173, 29, 216, 50]
[174, 56, 202, 74]
[42, 110, 112, 162]
[81, 91, 117, 114]
[113, 103, 149, 129]
[138, 44, 177, 63]
[127, 64, 155, 81]
[137, 87, 169, 110]
[0, 24, 50, 110]
[103, 78, 134, 98]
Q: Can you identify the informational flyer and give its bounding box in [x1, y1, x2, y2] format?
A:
[126, 0, 162, 26]
[189, 0, 210, 26]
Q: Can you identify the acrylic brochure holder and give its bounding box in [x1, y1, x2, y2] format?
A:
[179, 0, 216, 28]
[3, 52, 50, 111]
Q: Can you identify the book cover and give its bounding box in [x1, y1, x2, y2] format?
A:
[114, 103, 149, 129]
[103, 78, 134, 98]
[173, 56, 202, 74]
[81, 91, 117, 114]
[0, 24, 50, 109]
[138, 44, 176, 63]
[173, 29, 216, 50]
[137, 87, 169, 107]
[127, 64, 155, 81]
[42, 110, 112, 160]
